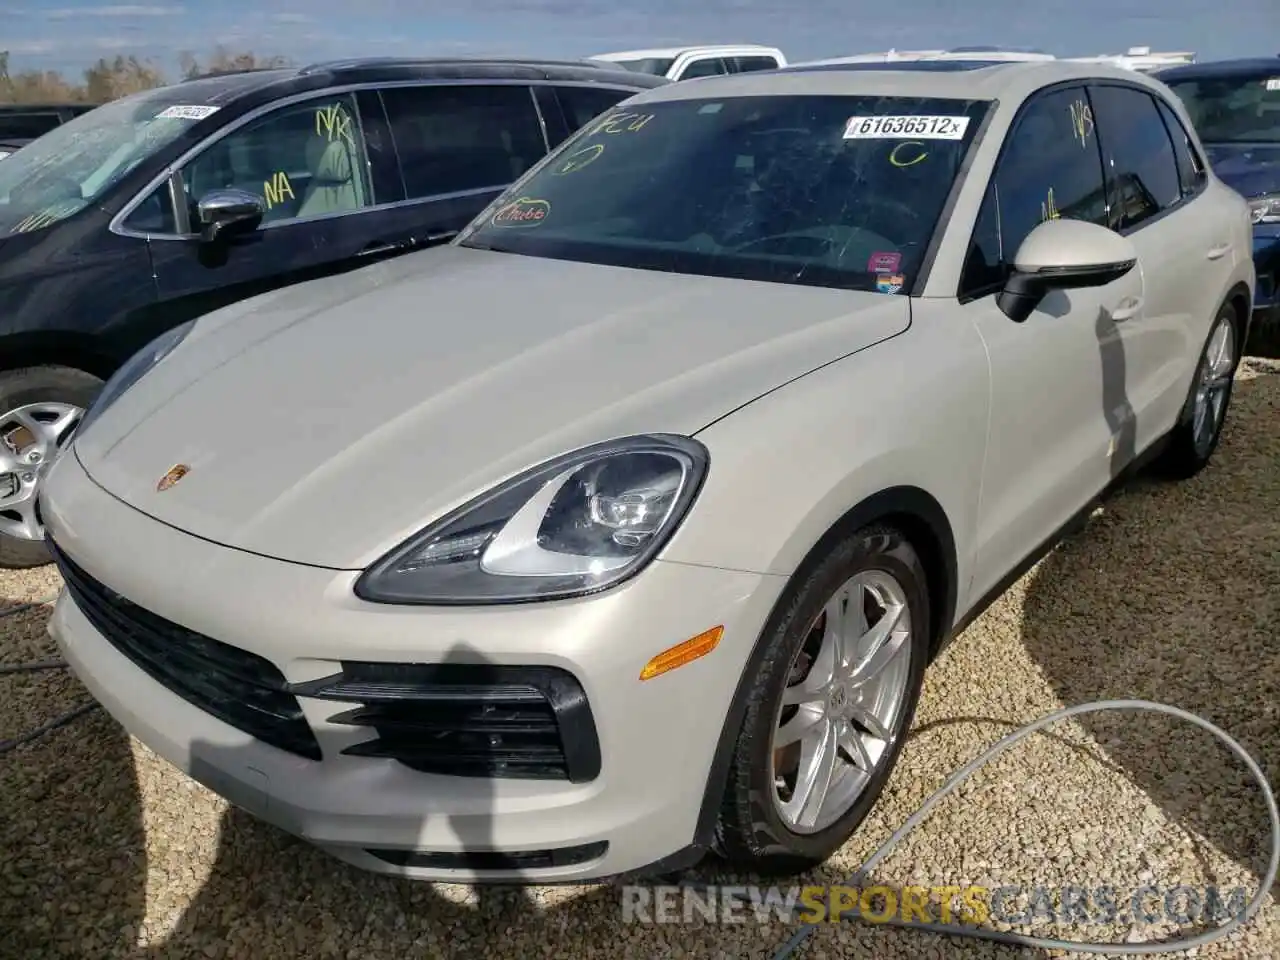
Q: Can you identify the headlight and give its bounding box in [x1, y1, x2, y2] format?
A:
[1249, 193, 1280, 225]
[355, 434, 709, 605]
[75, 320, 196, 441]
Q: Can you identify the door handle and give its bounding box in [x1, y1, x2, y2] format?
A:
[1205, 242, 1231, 260]
[359, 240, 405, 257]
[1111, 296, 1144, 322]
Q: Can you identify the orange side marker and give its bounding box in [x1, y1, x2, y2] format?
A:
[639, 626, 724, 681]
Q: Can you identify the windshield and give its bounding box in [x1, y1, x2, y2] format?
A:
[608, 58, 676, 76]
[458, 94, 990, 293]
[1164, 73, 1280, 143]
[0, 89, 216, 236]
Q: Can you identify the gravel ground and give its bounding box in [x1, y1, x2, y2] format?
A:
[2, 357, 1277, 960]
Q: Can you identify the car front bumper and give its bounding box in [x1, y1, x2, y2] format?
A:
[43, 450, 787, 883]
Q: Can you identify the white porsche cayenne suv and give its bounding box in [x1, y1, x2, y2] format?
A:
[41, 60, 1254, 883]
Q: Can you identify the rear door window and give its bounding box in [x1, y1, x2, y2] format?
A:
[678, 57, 729, 80]
[555, 85, 637, 132]
[379, 84, 547, 199]
[1087, 84, 1183, 230]
[1153, 96, 1207, 198]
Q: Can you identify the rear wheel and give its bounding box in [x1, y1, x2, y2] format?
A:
[1151, 304, 1239, 481]
[0, 366, 102, 568]
[713, 524, 930, 875]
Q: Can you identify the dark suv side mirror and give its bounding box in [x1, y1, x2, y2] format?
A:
[997, 219, 1139, 323]
[195, 188, 265, 244]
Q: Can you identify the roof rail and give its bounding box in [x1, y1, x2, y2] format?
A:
[181, 66, 285, 82]
[297, 55, 614, 75]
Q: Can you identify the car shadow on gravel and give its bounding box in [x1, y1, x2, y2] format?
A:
[1019, 366, 1279, 891]
[0, 595, 147, 960]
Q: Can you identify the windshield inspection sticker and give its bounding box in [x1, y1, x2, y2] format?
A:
[156, 104, 220, 121]
[844, 115, 970, 140]
[867, 251, 902, 274]
[491, 197, 551, 227]
[875, 273, 905, 295]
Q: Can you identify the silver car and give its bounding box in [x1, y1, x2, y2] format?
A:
[42, 60, 1254, 884]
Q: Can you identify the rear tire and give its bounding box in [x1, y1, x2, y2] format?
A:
[1151, 304, 1240, 481]
[713, 523, 930, 876]
[0, 366, 103, 569]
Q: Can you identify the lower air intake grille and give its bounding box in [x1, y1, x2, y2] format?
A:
[49, 538, 322, 761]
[292, 662, 601, 782]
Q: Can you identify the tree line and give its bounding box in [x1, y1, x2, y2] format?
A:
[0, 47, 292, 104]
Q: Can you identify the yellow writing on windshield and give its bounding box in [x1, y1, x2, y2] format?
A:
[263, 171, 295, 210]
[889, 141, 928, 167]
[553, 142, 605, 175]
[592, 111, 654, 135]
[315, 104, 355, 146]
[10, 210, 59, 234]
[1069, 100, 1094, 148]
[1041, 186, 1060, 221]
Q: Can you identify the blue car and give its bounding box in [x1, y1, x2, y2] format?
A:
[1157, 58, 1280, 326]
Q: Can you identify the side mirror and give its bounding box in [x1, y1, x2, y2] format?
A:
[195, 188, 265, 244]
[996, 219, 1138, 323]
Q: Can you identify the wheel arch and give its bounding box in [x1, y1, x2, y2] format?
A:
[0, 331, 119, 382]
[1223, 280, 1253, 349]
[690, 483, 958, 854]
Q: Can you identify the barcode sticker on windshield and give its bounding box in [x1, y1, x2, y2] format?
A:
[156, 105, 220, 120]
[1266, 78, 1280, 91]
[843, 115, 970, 140]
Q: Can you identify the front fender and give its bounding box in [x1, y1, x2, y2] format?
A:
[662, 313, 991, 632]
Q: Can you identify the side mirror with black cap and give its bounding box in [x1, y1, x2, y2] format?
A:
[997, 219, 1139, 323]
[195, 188, 265, 245]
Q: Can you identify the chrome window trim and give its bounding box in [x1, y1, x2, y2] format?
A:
[528, 85, 552, 152]
[108, 77, 613, 241]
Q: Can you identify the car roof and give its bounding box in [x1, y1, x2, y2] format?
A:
[165, 56, 666, 107]
[624, 59, 1154, 104]
[1154, 57, 1280, 82]
[0, 102, 101, 112]
[592, 45, 782, 60]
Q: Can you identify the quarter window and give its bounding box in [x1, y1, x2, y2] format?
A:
[379, 84, 546, 199]
[555, 85, 636, 132]
[180, 93, 374, 226]
[1154, 96, 1207, 198]
[1088, 84, 1182, 230]
[730, 56, 780, 73]
[960, 86, 1108, 298]
[122, 182, 177, 234]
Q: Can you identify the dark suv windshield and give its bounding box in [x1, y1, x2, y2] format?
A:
[458, 94, 990, 292]
[1164, 73, 1280, 143]
[0, 87, 214, 236]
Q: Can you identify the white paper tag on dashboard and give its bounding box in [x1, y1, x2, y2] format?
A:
[156, 105, 220, 120]
[843, 115, 971, 140]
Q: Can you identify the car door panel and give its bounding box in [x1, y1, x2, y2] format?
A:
[148, 91, 402, 324]
[1087, 82, 1217, 453]
[958, 84, 1139, 603]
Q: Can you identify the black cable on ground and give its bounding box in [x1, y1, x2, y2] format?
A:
[0, 593, 99, 756]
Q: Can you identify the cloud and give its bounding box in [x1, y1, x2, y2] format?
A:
[268, 11, 313, 23]
[45, 4, 184, 18]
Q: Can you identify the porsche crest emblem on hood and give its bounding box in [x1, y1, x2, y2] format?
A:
[156, 464, 190, 492]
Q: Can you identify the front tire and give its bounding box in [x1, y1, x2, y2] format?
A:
[1151, 304, 1240, 481]
[713, 524, 930, 875]
[0, 366, 103, 569]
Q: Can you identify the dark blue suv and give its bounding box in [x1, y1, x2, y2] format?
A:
[1157, 58, 1280, 327]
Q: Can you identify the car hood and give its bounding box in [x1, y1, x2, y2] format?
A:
[1203, 142, 1280, 200]
[75, 244, 909, 569]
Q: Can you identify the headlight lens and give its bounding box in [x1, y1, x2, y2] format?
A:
[1249, 193, 1280, 225]
[75, 319, 196, 442]
[355, 434, 709, 604]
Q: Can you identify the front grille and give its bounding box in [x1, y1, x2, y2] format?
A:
[292, 662, 602, 782]
[49, 539, 322, 761]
